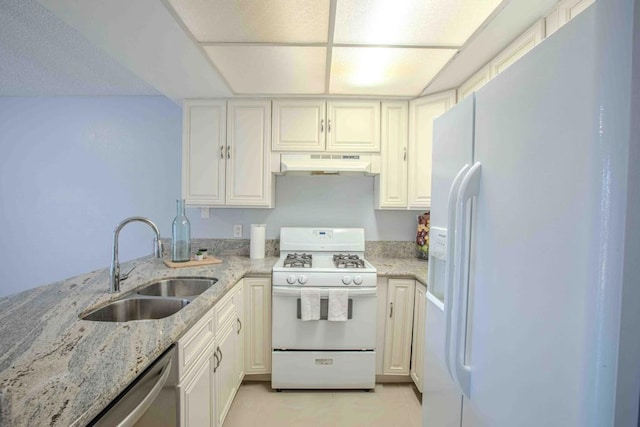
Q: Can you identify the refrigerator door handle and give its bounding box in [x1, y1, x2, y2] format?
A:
[441, 164, 470, 382]
[450, 161, 482, 399]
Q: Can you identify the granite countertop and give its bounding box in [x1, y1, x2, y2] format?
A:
[368, 257, 428, 286]
[0, 256, 427, 427]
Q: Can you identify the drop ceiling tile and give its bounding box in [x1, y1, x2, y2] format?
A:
[330, 47, 457, 96]
[334, 0, 503, 46]
[204, 46, 326, 94]
[167, 0, 330, 43]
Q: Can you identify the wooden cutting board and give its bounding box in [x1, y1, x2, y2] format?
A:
[163, 256, 223, 268]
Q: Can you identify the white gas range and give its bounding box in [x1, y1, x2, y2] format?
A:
[271, 227, 377, 390]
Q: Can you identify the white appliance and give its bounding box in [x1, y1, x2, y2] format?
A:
[278, 153, 380, 175]
[271, 227, 377, 390]
[424, 2, 639, 427]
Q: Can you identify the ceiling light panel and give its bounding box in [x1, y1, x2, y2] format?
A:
[330, 47, 457, 96]
[167, 0, 330, 43]
[204, 46, 326, 94]
[334, 0, 503, 46]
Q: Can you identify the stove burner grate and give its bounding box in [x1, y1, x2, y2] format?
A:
[283, 253, 312, 268]
[333, 254, 365, 269]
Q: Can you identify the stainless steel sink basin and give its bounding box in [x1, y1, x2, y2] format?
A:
[136, 278, 217, 298]
[81, 298, 189, 322]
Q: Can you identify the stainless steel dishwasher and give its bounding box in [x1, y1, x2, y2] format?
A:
[88, 345, 177, 427]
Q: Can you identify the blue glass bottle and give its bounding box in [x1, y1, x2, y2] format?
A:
[171, 199, 191, 262]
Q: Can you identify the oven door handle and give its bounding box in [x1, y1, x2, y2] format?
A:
[272, 287, 377, 297]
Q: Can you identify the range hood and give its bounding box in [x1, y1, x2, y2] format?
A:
[278, 154, 380, 175]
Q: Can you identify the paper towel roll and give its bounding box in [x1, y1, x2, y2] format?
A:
[250, 224, 266, 259]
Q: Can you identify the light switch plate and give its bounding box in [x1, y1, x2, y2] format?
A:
[200, 208, 210, 219]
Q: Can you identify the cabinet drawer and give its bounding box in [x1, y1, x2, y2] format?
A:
[215, 291, 237, 330]
[178, 308, 216, 377]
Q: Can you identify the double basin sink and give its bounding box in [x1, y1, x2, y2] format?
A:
[81, 278, 217, 322]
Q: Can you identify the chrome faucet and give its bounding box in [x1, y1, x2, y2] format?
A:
[110, 216, 163, 293]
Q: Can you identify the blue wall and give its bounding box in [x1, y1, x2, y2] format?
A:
[0, 96, 182, 297]
[0, 96, 419, 297]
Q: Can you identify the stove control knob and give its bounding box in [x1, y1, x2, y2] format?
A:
[298, 275, 308, 285]
[353, 276, 363, 285]
[287, 275, 297, 284]
[342, 276, 352, 285]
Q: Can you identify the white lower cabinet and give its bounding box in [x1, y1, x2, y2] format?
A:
[244, 277, 272, 374]
[174, 279, 244, 427]
[215, 319, 238, 427]
[174, 274, 430, 426]
[214, 280, 244, 427]
[410, 282, 427, 392]
[234, 281, 245, 383]
[382, 278, 416, 375]
[178, 349, 216, 427]
[175, 302, 217, 427]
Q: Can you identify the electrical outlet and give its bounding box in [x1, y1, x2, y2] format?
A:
[200, 208, 210, 219]
[233, 224, 243, 238]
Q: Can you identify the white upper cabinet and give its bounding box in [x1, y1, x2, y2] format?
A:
[547, 0, 595, 36]
[408, 91, 456, 209]
[226, 100, 274, 207]
[457, 64, 491, 102]
[458, 19, 545, 101]
[272, 100, 326, 151]
[272, 99, 380, 152]
[375, 101, 409, 209]
[558, 0, 593, 26]
[182, 100, 226, 206]
[182, 99, 274, 208]
[490, 19, 545, 77]
[326, 100, 380, 152]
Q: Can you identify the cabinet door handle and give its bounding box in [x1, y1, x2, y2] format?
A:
[403, 147, 407, 161]
[213, 350, 220, 372]
[327, 119, 331, 133]
[226, 145, 231, 159]
[237, 318, 242, 334]
[389, 302, 393, 318]
[220, 145, 224, 159]
[320, 119, 324, 133]
[217, 346, 223, 366]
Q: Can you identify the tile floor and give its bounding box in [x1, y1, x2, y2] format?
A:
[223, 382, 422, 427]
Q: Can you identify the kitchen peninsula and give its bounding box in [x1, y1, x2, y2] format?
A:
[0, 253, 426, 426]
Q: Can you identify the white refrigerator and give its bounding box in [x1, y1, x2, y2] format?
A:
[423, 1, 640, 426]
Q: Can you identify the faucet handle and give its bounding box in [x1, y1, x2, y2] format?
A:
[120, 265, 136, 281]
